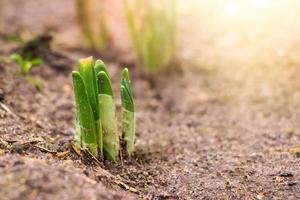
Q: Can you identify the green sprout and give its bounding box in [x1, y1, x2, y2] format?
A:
[10, 53, 43, 75]
[72, 70, 98, 156]
[121, 68, 136, 157]
[124, 0, 177, 74]
[75, 0, 110, 51]
[72, 57, 136, 161]
[97, 71, 120, 161]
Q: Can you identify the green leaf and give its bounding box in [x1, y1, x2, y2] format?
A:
[122, 107, 136, 157]
[97, 70, 119, 161]
[10, 53, 23, 65]
[121, 68, 131, 90]
[77, 57, 103, 157]
[23, 61, 33, 75]
[121, 85, 132, 111]
[10, 53, 27, 74]
[97, 71, 113, 96]
[10, 53, 43, 75]
[121, 68, 136, 156]
[121, 68, 134, 112]
[72, 71, 98, 156]
[94, 59, 110, 76]
[78, 57, 99, 121]
[98, 94, 120, 161]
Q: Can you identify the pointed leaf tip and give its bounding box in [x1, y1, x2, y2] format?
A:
[77, 56, 99, 121]
[79, 56, 93, 66]
[121, 68, 130, 80]
[97, 71, 113, 96]
[72, 71, 82, 80]
[95, 59, 110, 77]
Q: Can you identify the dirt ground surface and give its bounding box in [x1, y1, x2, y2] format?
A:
[1, 0, 300, 199]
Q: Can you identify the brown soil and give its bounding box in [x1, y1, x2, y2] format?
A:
[1, 0, 300, 199]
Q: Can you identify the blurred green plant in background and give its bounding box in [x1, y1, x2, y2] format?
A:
[124, 0, 177, 74]
[75, 0, 110, 51]
[10, 53, 43, 76]
[10, 53, 43, 91]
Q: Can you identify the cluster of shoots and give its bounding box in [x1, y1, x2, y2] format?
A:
[124, 0, 177, 74]
[72, 57, 136, 161]
[75, 0, 110, 51]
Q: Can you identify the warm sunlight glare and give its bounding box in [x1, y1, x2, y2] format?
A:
[221, 0, 291, 21]
[179, 0, 299, 22]
[224, 0, 271, 17]
[178, 0, 300, 69]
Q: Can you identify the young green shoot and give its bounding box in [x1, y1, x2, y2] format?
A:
[97, 70, 120, 161]
[72, 71, 98, 156]
[121, 68, 136, 157]
[94, 59, 110, 76]
[77, 57, 103, 157]
[72, 57, 135, 162]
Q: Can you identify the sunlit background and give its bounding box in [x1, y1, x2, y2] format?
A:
[178, 0, 300, 69]
[1, 0, 300, 72]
